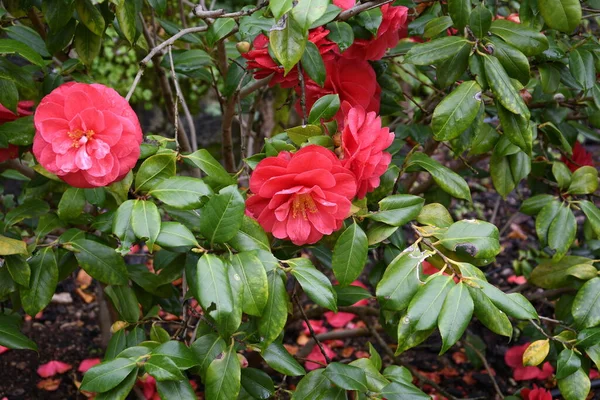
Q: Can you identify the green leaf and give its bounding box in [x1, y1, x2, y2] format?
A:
[95, 369, 138, 400]
[324, 362, 368, 391]
[160, 49, 211, 74]
[529, 256, 597, 289]
[539, 0, 581, 33]
[0, 235, 27, 256]
[183, 149, 235, 189]
[43, 0, 76, 31]
[448, 0, 470, 30]
[4, 199, 49, 227]
[115, 0, 137, 45]
[150, 324, 170, 343]
[286, 124, 322, 146]
[409, 274, 455, 331]
[577, 327, 600, 348]
[436, 38, 471, 89]
[468, 286, 513, 337]
[308, 94, 340, 124]
[331, 222, 368, 287]
[567, 166, 598, 195]
[292, 369, 331, 400]
[257, 271, 288, 346]
[288, 258, 337, 312]
[476, 280, 538, 319]
[424, 16, 454, 39]
[580, 201, 600, 238]
[536, 200, 561, 246]
[0, 39, 45, 67]
[20, 248, 58, 316]
[376, 247, 424, 310]
[572, 277, 600, 329]
[0, 79, 18, 113]
[241, 368, 275, 400]
[483, 55, 529, 118]
[539, 63, 561, 93]
[356, 7, 382, 35]
[438, 282, 474, 354]
[135, 153, 177, 193]
[404, 37, 470, 65]
[381, 381, 430, 399]
[439, 220, 500, 259]
[156, 380, 198, 400]
[58, 187, 86, 221]
[230, 251, 269, 316]
[156, 222, 199, 250]
[262, 341, 306, 376]
[5, 254, 30, 287]
[229, 215, 271, 252]
[191, 334, 226, 380]
[270, 0, 293, 21]
[557, 368, 590, 400]
[490, 149, 531, 197]
[0, 115, 35, 147]
[417, 203, 453, 228]
[74, 22, 102, 67]
[207, 18, 236, 46]
[71, 239, 129, 285]
[335, 285, 372, 307]
[292, 0, 328, 31]
[147, 0, 166, 14]
[369, 195, 423, 227]
[300, 41, 326, 87]
[520, 194, 556, 216]
[112, 200, 136, 249]
[469, 4, 493, 38]
[553, 162, 572, 190]
[75, 0, 105, 36]
[556, 349, 581, 380]
[0, 317, 37, 351]
[547, 203, 576, 261]
[81, 358, 137, 393]
[199, 185, 245, 245]
[569, 49, 595, 91]
[326, 21, 354, 53]
[145, 355, 185, 381]
[489, 20, 549, 56]
[104, 285, 139, 323]
[205, 343, 241, 400]
[489, 38, 530, 86]
[432, 81, 482, 141]
[269, 16, 307, 75]
[407, 153, 471, 202]
[195, 254, 236, 334]
[152, 341, 199, 370]
[131, 200, 161, 250]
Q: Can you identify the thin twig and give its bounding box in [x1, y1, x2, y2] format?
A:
[464, 341, 504, 399]
[336, 0, 393, 20]
[293, 294, 332, 364]
[193, 2, 267, 19]
[167, 45, 198, 151]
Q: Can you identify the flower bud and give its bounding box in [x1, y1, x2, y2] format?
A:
[111, 321, 128, 333]
[236, 41, 251, 54]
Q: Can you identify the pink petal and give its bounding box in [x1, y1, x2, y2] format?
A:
[0, 345, 9, 355]
[37, 360, 72, 378]
[324, 311, 355, 328]
[78, 358, 101, 373]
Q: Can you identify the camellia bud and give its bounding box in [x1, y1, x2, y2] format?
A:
[111, 320, 129, 333]
[332, 133, 342, 147]
[520, 89, 532, 105]
[236, 41, 251, 54]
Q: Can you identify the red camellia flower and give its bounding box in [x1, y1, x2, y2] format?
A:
[562, 141, 594, 172]
[33, 83, 143, 188]
[302, 57, 381, 124]
[246, 145, 357, 245]
[340, 102, 393, 198]
[0, 101, 34, 162]
[243, 27, 337, 88]
[343, 4, 409, 61]
[505, 343, 554, 381]
[521, 385, 552, 400]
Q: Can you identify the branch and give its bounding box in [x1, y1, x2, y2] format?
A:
[293, 294, 332, 364]
[336, 0, 393, 21]
[1, 159, 35, 179]
[193, 3, 267, 19]
[463, 341, 504, 399]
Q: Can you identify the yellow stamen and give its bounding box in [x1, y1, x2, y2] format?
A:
[292, 194, 318, 219]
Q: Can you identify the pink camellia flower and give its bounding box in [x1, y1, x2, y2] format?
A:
[505, 343, 554, 381]
[0, 101, 34, 162]
[37, 360, 72, 378]
[243, 27, 337, 88]
[340, 102, 393, 199]
[562, 141, 594, 172]
[301, 57, 381, 125]
[305, 342, 336, 371]
[246, 145, 357, 245]
[33, 83, 142, 188]
[343, 4, 409, 61]
[520, 385, 552, 400]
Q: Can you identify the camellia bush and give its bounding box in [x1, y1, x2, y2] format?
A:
[0, 0, 600, 399]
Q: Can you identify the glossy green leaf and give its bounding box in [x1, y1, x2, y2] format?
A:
[156, 221, 199, 250]
[572, 278, 600, 329]
[292, 0, 328, 31]
[20, 248, 58, 316]
[0, 317, 37, 351]
[529, 256, 597, 289]
[438, 282, 474, 354]
[476, 279, 538, 319]
[580, 200, 600, 238]
[332, 222, 368, 287]
[557, 368, 590, 400]
[156, 379, 198, 400]
[483, 55, 529, 118]
[135, 152, 177, 193]
[269, 16, 307, 75]
[417, 203, 453, 228]
[324, 362, 368, 391]
[409, 274, 455, 331]
[556, 349, 581, 380]
[75, 0, 105, 36]
[308, 94, 340, 124]
[432, 81, 482, 141]
[520, 194, 556, 216]
[104, 285, 139, 323]
[270, 0, 293, 21]
[74, 23, 102, 67]
[43, 0, 76, 31]
[407, 153, 471, 201]
[95, 369, 138, 400]
[539, 0, 582, 33]
[335, 285, 371, 307]
[241, 368, 275, 400]
[376, 247, 424, 310]
[205, 343, 241, 400]
[381, 381, 430, 399]
[0, 235, 27, 256]
[448, 0, 470, 30]
[230, 251, 269, 316]
[288, 257, 337, 311]
[115, 0, 137, 44]
[552, 162, 572, 190]
[262, 341, 306, 376]
[469, 4, 493, 38]
[490, 149, 531, 197]
[145, 355, 185, 381]
[132, 200, 161, 250]
[569, 49, 595, 91]
[199, 185, 245, 245]
[326, 21, 354, 52]
[152, 341, 198, 370]
[547, 203, 576, 261]
[257, 271, 288, 346]
[488, 37, 530, 85]
[5, 254, 30, 287]
[424, 16, 454, 39]
[368, 194, 424, 226]
[404, 36, 470, 65]
[229, 216, 271, 252]
[567, 166, 598, 195]
[207, 18, 236, 46]
[0, 79, 18, 113]
[195, 254, 236, 334]
[4, 199, 49, 227]
[286, 125, 322, 146]
[191, 334, 226, 380]
[468, 286, 513, 337]
[439, 220, 500, 259]
[81, 358, 137, 393]
[71, 239, 129, 285]
[291, 369, 331, 400]
[489, 20, 549, 56]
[300, 41, 326, 87]
[150, 176, 213, 210]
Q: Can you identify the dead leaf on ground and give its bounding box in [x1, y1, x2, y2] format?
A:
[37, 378, 61, 391]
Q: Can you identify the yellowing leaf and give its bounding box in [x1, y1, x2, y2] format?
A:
[523, 339, 550, 366]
